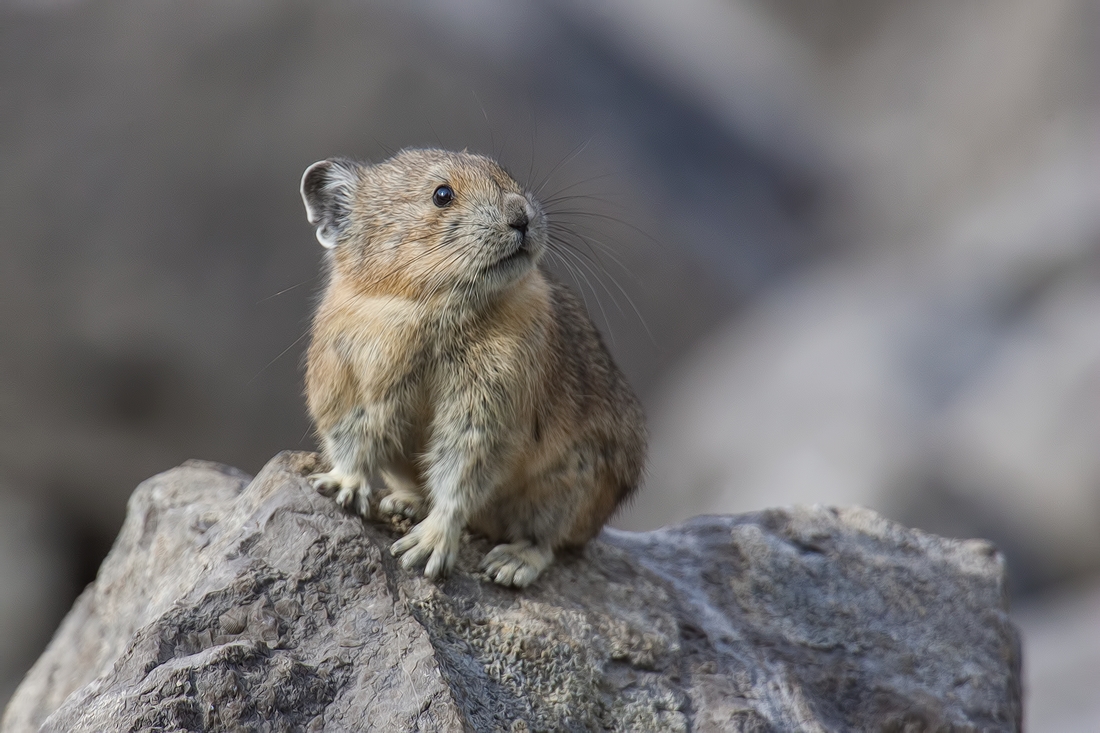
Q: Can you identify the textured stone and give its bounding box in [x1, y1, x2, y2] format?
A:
[2, 453, 1021, 732]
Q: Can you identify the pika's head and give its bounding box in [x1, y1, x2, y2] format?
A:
[300, 149, 545, 298]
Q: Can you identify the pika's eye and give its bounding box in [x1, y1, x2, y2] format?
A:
[432, 185, 454, 208]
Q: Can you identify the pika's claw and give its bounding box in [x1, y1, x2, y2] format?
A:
[308, 471, 343, 496]
[390, 515, 459, 579]
[336, 484, 373, 517]
[379, 491, 426, 521]
[309, 471, 372, 518]
[480, 542, 553, 588]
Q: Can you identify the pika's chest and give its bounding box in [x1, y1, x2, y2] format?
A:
[321, 289, 545, 405]
[323, 298, 473, 383]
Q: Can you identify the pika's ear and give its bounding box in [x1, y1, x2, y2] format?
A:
[300, 158, 360, 249]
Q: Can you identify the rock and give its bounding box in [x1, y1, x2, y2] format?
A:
[3, 452, 1021, 732]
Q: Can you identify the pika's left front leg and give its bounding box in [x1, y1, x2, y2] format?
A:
[390, 396, 514, 580]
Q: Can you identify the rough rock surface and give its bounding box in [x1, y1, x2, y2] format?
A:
[3, 452, 1021, 732]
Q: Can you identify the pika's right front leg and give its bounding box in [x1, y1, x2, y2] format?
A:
[310, 467, 372, 517]
[310, 404, 402, 519]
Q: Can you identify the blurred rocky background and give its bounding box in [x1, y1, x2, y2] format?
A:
[0, 0, 1095, 728]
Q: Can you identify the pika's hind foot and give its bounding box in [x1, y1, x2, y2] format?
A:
[480, 541, 554, 588]
[309, 471, 373, 518]
[379, 489, 426, 521]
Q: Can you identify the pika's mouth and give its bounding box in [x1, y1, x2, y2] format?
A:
[486, 245, 531, 272]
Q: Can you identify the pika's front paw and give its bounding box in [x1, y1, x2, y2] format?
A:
[309, 471, 372, 518]
[390, 515, 459, 580]
[379, 490, 426, 521]
[480, 542, 553, 588]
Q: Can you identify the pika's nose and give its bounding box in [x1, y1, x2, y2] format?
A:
[510, 212, 529, 236]
[504, 194, 530, 236]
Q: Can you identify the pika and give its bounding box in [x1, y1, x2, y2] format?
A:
[299, 148, 646, 587]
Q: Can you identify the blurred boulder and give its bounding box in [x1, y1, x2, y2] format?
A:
[628, 158, 1100, 593]
[934, 271, 1100, 584]
[624, 262, 922, 528]
[621, 0, 1100, 596]
[4, 453, 1021, 732]
[1015, 579, 1100, 733]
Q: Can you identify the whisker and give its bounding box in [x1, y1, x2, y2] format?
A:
[539, 173, 617, 203]
[335, 231, 467, 293]
[249, 329, 310, 385]
[545, 248, 601, 339]
[257, 276, 317, 304]
[526, 112, 537, 191]
[548, 239, 618, 346]
[551, 236, 622, 314]
[545, 207, 663, 249]
[534, 138, 591, 198]
[546, 223, 645, 288]
[549, 231, 655, 346]
[472, 89, 495, 158]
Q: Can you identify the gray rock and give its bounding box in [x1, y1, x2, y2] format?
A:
[2, 453, 1021, 732]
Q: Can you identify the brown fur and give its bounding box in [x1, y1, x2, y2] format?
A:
[300, 148, 646, 587]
